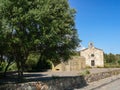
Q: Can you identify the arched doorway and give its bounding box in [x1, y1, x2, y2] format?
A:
[91, 60, 95, 66]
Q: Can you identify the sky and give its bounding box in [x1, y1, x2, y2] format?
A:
[68, 0, 120, 54]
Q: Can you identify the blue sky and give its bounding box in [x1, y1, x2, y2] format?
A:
[68, 0, 120, 54]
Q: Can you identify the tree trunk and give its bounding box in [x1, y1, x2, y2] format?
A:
[20, 61, 24, 77]
[3, 61, 11, 77]
[17, 58, 25, 78]
[37, 53, 44, 71]
[17, 61, 22, 77]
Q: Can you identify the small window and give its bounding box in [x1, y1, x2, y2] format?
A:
[91, 54, 94, 57]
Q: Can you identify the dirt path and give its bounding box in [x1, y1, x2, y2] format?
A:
[0, 68, 120, 84]
[32, 68, 120, 77]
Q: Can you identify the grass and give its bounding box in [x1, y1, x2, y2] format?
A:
[104, 63, 120, 68]
[79, 69, 90, 76]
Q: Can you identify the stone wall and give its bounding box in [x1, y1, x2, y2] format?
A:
[85, 69, 120, 83]
[1, 69, 120, 90]
[46, 76, 87, 90]
[47, 69, 120, 90]
[52, 56, 86, 71]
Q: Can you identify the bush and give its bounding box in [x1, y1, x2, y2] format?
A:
[79, 69, 90, 76]
[96, 66, 103, 68]
[104, 63, 120, 68]
[25, 53, 52, 72]
[117, 60, 120, 65]
[86, 66, 92, 69]
[0, 62, 7, 71]
[35, 59, 52, 71]
[25, 53, 40, 71]
[8, 63, 17, 71]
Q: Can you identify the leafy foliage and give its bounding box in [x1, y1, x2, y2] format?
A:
[0, 62, 7, 71]
[79, 69, 90, 76]
[0, 0, 80, 76]
[25, 53, 39, 71]
[104, 53, 120, 68]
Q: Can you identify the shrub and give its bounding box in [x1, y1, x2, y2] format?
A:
[96, 66, 103, 68]
[79, 69, 90, 76]
[0, 62, 7, 71]
[25, 53, 40, 71]
[117, 60, 120, 65]
[86, 66, 92, 69]
[8, 63, 17, 71]
[104, 63, 120, 68]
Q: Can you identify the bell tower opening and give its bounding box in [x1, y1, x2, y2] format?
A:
[89, 42, 94, 48]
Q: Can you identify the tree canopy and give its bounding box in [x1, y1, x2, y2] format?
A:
[0, 0, 80, 77]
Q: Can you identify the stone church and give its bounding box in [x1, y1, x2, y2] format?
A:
[52, 42, 104, 71]
[80, 43, 104, 67]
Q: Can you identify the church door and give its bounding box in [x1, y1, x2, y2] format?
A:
[91, 60, 95, 66]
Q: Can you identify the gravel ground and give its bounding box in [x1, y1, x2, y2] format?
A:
[28, 68, 120, 77]
[1, 68, 120, 84]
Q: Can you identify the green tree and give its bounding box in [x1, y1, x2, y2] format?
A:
[109, 53, 116, 63]
[35, 0, 80, 69]
[0, 0, 39, 77]
[104, 53, 116, 63]
[0, 0, 80, 76]
[0, 18, 15, 76]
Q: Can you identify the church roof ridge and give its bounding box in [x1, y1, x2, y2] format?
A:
[80, 47, 103, 52]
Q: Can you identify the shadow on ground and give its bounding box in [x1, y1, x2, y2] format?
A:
[0, 72, 49, 84]
[0, 72, 88, 90]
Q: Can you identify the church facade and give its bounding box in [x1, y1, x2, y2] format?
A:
[80, 43, 104, 67]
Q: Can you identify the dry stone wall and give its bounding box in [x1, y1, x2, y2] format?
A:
[1, 69, 120, 90]
[85, 69, 120, 83]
